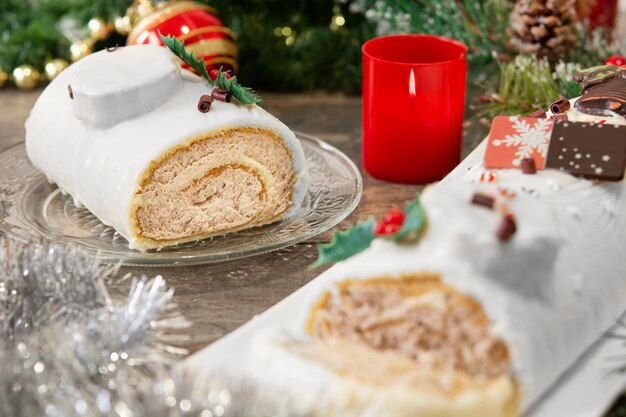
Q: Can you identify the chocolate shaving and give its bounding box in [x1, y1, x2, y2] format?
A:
[496, 215, 516, 241]
[550, 98, 570, 114]
[521, 157, 537, 174]
[68, 84, 73, 100]
[471, 193, 495, 209]
[106, 45, 119, 52]
[528, 109, 546, 118]
[551, 113, 568, 121]
[211, 88, 232, 103]
[197, 95, 213, 113]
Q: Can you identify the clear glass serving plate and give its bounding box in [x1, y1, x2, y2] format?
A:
[0, 132, 362, 266]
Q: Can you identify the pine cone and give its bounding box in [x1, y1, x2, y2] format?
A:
[508, 0, 579, 60]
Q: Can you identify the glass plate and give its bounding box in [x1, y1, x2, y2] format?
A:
[0, 132, 362, 266]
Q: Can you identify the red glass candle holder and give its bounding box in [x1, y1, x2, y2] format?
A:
[362, 34, 468, 184]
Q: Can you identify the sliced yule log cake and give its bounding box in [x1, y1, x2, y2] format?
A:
[25, 40, 307, 251]
[247, 65, 626, 417]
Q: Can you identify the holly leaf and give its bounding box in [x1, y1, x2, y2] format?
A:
[310, 218, 376, 269]
[392, 195, 426, 242]
[159, 32, 211, 81]
[215, 68, 263, 105]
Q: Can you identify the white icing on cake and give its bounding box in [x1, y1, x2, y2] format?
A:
[25, 45, 307, 250]
[70, 46, 183, 128]
[247, 110, 626, 414]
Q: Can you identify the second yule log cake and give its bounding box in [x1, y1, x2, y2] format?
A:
[25, 44, 307, 250]
[247, 65, 626, 416]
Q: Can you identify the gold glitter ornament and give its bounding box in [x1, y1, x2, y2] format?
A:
[44, 59, 69, 80]
[70, 40, 93, 62]
[13, 65, 41, 89]
[114, 15, 132, 35]
[0, 67, 7, 88]
[88, 17, 110, 41]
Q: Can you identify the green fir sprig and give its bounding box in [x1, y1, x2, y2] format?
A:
[311, 195, 427, 269]
[159, 32, 262, 105]
[475, 55, 582, 119]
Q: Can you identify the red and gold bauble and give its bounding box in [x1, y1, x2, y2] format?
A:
[127, 1, 238, 74]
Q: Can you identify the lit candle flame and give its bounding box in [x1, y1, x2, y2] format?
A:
[409, 69, 416, 97]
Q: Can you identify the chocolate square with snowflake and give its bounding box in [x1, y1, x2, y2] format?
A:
[484, 116, 554, 169]
[546, 121, 626, 181]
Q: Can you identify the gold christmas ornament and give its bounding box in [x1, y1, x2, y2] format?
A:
[114, 15, 132, 35]
[44, 59, 69, 80]
[0, 67, 7, 88]
[70, 40, 93, 62]
[13, 65, 41, 90]
[88, 17, 110, 41]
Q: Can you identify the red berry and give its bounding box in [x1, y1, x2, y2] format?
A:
[224, 72, 232, 79]
[604, 55, 626, 66]
[384, 209, 405, 226]
[374, 222, 386, 236]
[209, 69, 219, 80]
[375, 222, 401, 236]
[374, 220, 402, 236]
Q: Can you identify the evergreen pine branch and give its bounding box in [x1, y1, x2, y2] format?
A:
[475, 55, 581, 119]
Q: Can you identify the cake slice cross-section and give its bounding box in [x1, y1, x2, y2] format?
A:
[25, 45, 307, 250]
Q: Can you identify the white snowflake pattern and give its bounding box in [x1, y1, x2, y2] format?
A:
[492, 117, 552, 166]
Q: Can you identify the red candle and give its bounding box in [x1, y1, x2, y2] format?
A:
[362, 35, 468, 184]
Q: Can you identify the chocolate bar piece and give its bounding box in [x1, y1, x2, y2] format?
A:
[573, 65, 625, 94]
[574, 77, 626, 118]
[545, 121, 626, 181]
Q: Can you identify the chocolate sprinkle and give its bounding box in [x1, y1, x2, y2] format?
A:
[521, 157, 537, 174]
[496, 215, 516, 241]
[197, 95, 213, 113]
[550, 98, 571, 114]
[528, 109, 546, 118]
[68, 84, 73, 100]
[106, 45, 119, 52]
[471, 193, 495, 209]
[551, 113, 568, 121]
[211, 88, 232, 103]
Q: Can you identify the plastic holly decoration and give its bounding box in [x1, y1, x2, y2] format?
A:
[374, 209, 405, 236]
[604, 55, 626, 66]
[311, 195, 427, 268]
[159, 33, 261, 105]
[209, 69, 232, 81]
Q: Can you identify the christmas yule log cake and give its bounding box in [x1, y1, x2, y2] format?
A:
[25, 42, 307, 250]
[247, 66, 626, 417]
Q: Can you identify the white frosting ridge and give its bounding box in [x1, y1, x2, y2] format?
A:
[248, 129, 626, 413]
[25, 46, 307, 250]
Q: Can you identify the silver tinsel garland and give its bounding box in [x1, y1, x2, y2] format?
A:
[0, 234, 304, 417]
